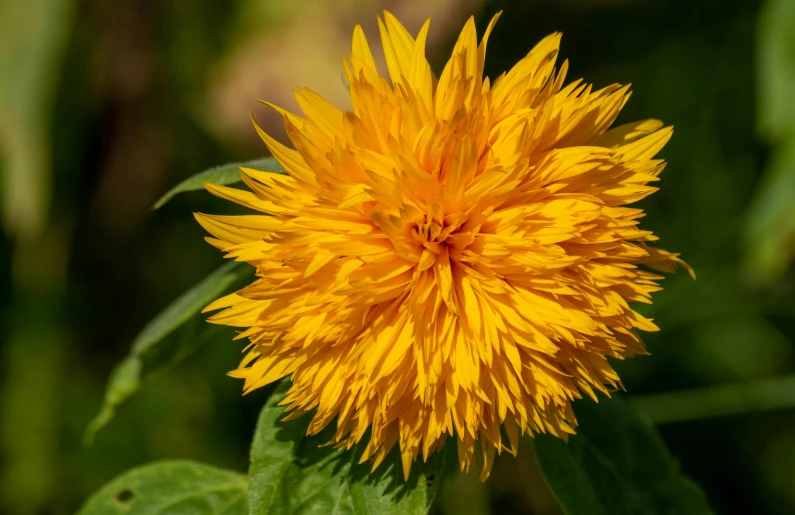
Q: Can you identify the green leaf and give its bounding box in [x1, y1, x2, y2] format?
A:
[534, 396, 714, 515]
[77, 460, 247, 515]
[153, 156, 283, 209]
[84, 261, 248, 444]
[248, 380, 445, 515]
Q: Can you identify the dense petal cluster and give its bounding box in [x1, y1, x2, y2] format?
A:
[197, 12, 691, 480]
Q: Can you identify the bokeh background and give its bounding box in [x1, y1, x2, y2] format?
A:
[2, 0, 794, 513]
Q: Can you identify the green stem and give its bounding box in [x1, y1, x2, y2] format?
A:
[629, 375, 795, 425]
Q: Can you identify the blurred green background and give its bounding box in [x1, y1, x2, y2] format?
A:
[1, 0, 794, 513]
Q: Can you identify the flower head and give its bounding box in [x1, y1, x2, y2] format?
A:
[196, 12, 691, 481]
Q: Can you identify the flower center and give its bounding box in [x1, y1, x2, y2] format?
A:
[410, 211, 469, 255]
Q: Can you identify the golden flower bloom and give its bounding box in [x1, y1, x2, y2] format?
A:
[196, 12, 692, 481]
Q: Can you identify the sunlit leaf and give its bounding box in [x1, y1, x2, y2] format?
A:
[248, 380, 445, 515]
[77, 460, 247, 515]
[153, 156, 283, 209]
[535, 396, 714, 515]
[84, 261, 248, 444]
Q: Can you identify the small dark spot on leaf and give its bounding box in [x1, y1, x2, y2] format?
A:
[426, 474, 435, 487]
[115, 488, 134, 504]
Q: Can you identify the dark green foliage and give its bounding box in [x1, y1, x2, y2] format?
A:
[535, 396, 713, 515]
[84, 262, 248, 443]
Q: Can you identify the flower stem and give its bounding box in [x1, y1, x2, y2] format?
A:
[630, 375, 795, 424]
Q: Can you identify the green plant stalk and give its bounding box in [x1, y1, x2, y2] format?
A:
[631, 375, 795, 425]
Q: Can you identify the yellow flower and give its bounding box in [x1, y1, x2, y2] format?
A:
[196, 12, 692, 481]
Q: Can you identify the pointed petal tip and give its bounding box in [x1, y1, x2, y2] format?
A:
[249, 109, 264, 131]
[487, 11, 503, 28]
